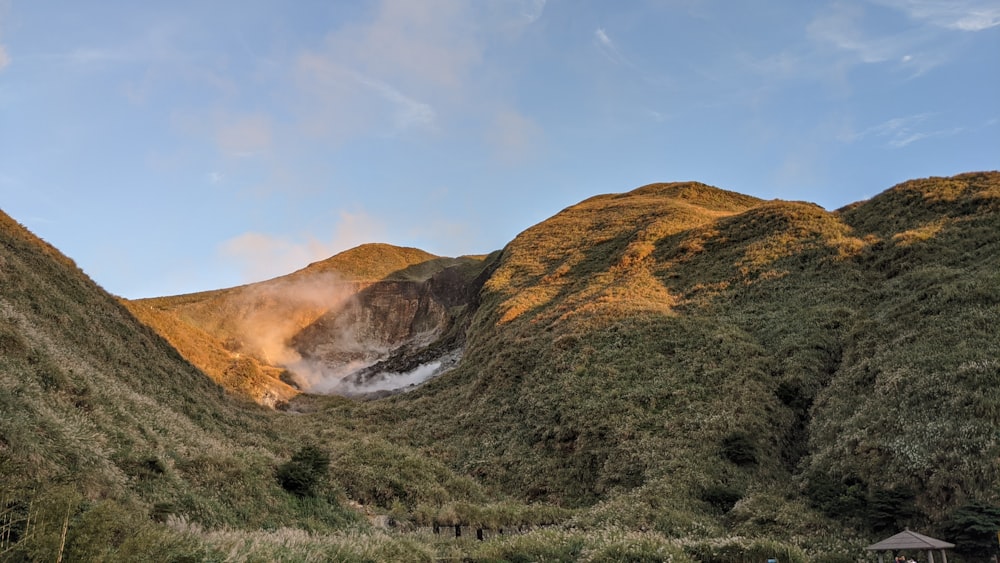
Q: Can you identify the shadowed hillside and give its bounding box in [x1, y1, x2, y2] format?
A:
[0, 213, 502, 560]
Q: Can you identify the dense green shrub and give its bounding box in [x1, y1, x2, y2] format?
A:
[804, 473, 867, 523]
[865, 487, 919, 534]
[941, 501, 1000, 560]
[720, 432, 758, 466]
[702, 485, 744, 513]
[276, 445, 331, 497]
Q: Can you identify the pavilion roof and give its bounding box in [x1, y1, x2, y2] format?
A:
[866, 530, 955, 551]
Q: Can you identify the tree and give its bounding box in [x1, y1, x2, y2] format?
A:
[941, 501, 1000, 560]
[865, 487, 919, 534]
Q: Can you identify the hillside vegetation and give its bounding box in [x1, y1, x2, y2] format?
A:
[322, 173, 1000, 555]
[0, 213, 503, 560]
[1, 172, 997, 561]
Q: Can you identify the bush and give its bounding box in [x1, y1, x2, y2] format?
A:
[941, 500, 1000, 560]
[721, 432, 758, 466]
[276, 445, 330, 497]
[865, 487, 919, 534]
[702, 485, 744, 512]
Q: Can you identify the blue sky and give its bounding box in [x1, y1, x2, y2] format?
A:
[1, 0, 998, 298]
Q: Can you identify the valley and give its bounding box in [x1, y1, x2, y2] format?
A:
[1, 173, 998, 561]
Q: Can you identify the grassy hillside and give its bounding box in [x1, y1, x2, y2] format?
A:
[322, 174, 999, 556]
[0, 212, 506, 561]
[2, 172, 997, 561]
[122, 298, 298, 406]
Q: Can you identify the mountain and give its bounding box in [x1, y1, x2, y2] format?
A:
[333, 173, 999, 544]
[2, 172, 998, 561]
[130, 243, 490, 401]
[0, 213, 494, 560]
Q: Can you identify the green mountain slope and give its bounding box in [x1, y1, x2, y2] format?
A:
[336, 173, 999, 547]
[0, 212, 494, 560]
[3, 172, 997, 560]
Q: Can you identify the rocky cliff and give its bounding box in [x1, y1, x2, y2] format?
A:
[133, 247, 491, 401]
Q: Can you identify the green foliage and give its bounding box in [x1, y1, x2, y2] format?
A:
[865, 487, 919, 534]
[276, 445, 331, 497]
[328, 437, 487, 509]
[941, 501, 1000, 559]
[683, 537, 808, 563]
[720, 433, 758, 467]
[702, 485, 744, 513]
[803, 475, 921, 533]
[803, 473, 867, 523]
[587, 538, 693, 563]
[470, 529, 586, 562]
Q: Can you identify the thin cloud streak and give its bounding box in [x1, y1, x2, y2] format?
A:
[595, 28, 632, 67]
[872, 0, 1000, 31]
[806, 2, 961, 77]
[352, 72, 436, 131]
[518, 0, 547, 25]
[888, 127, 964, 148]
[809, 4, 905, 64]
[841, 113, 965, 148]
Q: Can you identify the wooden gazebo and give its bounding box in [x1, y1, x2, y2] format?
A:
[866, 529, 955, 563]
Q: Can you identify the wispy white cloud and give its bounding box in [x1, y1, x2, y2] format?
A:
[27, 41, 176, 68]
[65, 47, 139, 65]
[0, 0, 10, 71]
[292, 0, 488, 141]
[885, 125, 964, 147]
[219, 210, 389, 283]
[645, 109, 670, 123]
[871, 0, 1000, 31]
[808, 4, 901, 64]
[842, 113, 964, 148]
[295, 53, 437, 140]
[352, 72, 436, 131]
[517, 0, 547, 25]
[595, 28, 631, 66]
[172, 110, 274, 157]
[327, 0, 481, 94]
[487, 0, 547, 37]
[806, 2, 962, 76]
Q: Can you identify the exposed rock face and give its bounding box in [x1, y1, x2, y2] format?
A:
[133, 250, 493, 399]
[292, 279, 452, 369]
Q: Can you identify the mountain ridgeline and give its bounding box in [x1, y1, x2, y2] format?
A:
[1, 172, 998, 560]
[128, 244, 491, 402]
